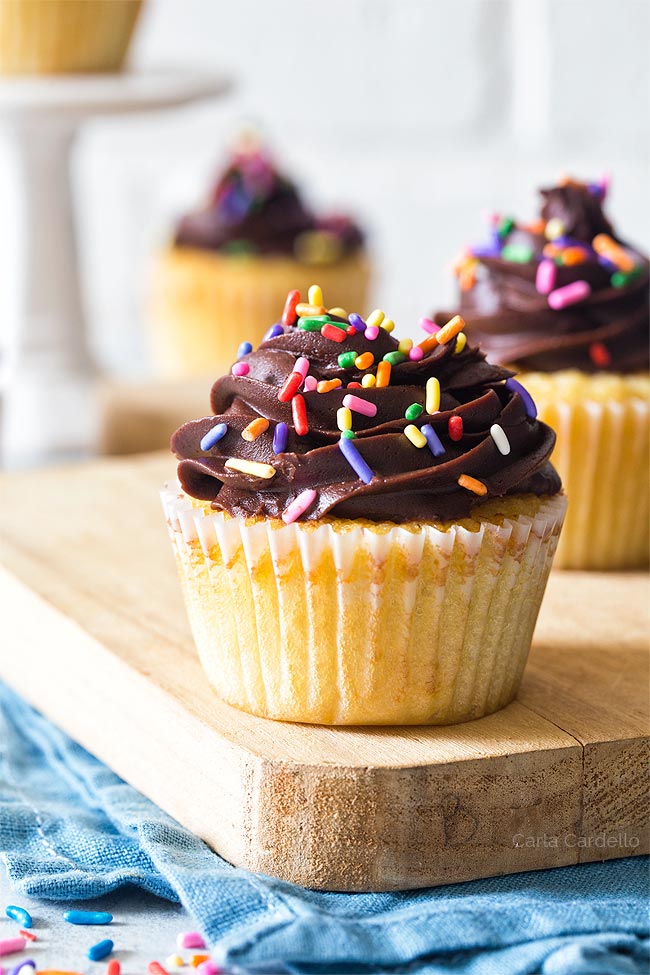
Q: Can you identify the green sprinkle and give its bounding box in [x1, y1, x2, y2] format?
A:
[220, 239, 257, 255]
[338, 351, 357, 369]
[340, 429, 356, 439]
[383, 351, 407, 365]
[326, 320, 349, 331]
[501, 243, 533, 264]
[405, 403, 424, 421]
[497, 217, 514, 238]
[298, 315, 331, 330]
[611, 267, 641, 289]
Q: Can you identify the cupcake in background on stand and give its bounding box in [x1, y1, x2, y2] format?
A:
[149, 137, 371, 379]
[435, 176, 649, 570]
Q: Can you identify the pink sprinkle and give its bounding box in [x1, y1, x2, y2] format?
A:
[548, 280, 591, 310]
[177, 932, 206, 951]
[197, 963, 220, 975]
[303, 375, 317, 391]
[231, 362, 250, 377]
[294, 356, 310, 379]
[409, 346, 424, 361]
[418, 317, 439, 334]
[282, 489, 317, 525]
[535, 259, 557, 295]
[0, 938, 26, 957]
[342, 394, 377, 418]
[364, 325, 380, 341]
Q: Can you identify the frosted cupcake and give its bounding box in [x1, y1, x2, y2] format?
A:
[162, 286, 565, 726]
[437, 176, 649, 570]
[149, 141, 370, 379]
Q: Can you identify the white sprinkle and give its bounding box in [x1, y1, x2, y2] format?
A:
[490, 423, 511, 456]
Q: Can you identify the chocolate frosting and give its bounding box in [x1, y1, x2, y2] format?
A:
[171, 311, 561, 524]
[437, 178, 649, 373]
[174, 145, 364, 260]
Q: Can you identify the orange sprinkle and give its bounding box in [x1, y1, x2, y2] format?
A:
[459, 266, 476, 291]
[523, 219, 545, 235]
[458, 474, 487, 496]
[375, 361, 392, 387]
[317, 378, 342, 393]
[106, 962, 121, 975]
[20, 929, 37, 941]
[241, 417, 270, 441]
[542, 243, 560, 258]
[592, 234, 635, 273]
[450, 248, 471, 274]
[436, 315, 465, 345]
[296, 302, 326, 317]
[559, 246, 587, 266]
[417, 332, 439, 354]
[190, 956, 209, 968]
[355, 351, 374, 370]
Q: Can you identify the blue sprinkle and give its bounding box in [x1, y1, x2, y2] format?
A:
[9, 960, 35, 975]
[200, 422, 228, 451]
[421, 424, 446, 457]
[505, 378, 537, 419]
[338, 436, 374, 484]
[264, 323, 284, 340]
[6, 905, 32, 928]
[88, 939, 114, 961]
[469, 244, 501, 259]
[237, 341, 253, 358]
[273, 421, 288, 454]
[64, 910, 113, 925]
[348, 313, 366, 332]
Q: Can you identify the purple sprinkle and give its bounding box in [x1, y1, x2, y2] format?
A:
[505, 378, 537, 419]
[348, 313, 366, 332]
[237, 341, 253, 358]
[264, 323, 284, 341]
[421, 424, 446, 457]
[273, 421, 288, 454]
[469, 243, 501, 259]
[200, 422, 228, 451]
[338, 436, 374, 484]
[9, 961, 35, 975]
[597, 254, 618, 272]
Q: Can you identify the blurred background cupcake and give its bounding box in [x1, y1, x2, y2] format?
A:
[148, 135, 371, 379]
[0, 0, 143, 74]
[435, 176, 649, 570]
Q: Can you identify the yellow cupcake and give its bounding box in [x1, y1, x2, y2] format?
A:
[0, 0, 143, 74]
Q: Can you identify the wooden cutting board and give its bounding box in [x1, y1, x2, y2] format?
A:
[0, 452, 647, 892]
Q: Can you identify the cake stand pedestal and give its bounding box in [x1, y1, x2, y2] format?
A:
[0, 70, 230, 468]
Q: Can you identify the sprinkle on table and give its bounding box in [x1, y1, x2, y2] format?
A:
[282, 489, 318, 524]
[225, 458, 276, 479]
[5, 907, 32, 929]
[87, 940, 113, 962]
[458, 474, 488, 496]
[0, 937, 27, 957]
[177, 933, 206, 951]
[338, 437, 374, 484]
[63, 911, 113, 926]
[147, 963, 169, 975]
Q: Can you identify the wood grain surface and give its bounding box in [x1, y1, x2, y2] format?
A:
[0, 452, 647, 891]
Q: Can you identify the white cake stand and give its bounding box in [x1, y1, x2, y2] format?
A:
[0, 69, 230, 468]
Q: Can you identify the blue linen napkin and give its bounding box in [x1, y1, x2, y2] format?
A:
[0, 682, 648, 975]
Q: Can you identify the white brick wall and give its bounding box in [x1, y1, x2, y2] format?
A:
[71, 0, 649, 374]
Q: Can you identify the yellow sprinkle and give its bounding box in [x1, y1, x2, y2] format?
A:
[361, 373, 376, 388]
[376, 361, 391, 387]
[366, 309, 385, 329]
[337, 407, 352, 431]
[404, 424, 426, 448]
[166, 955, 184, 968]
[241, 417, 269, 441]
[225, 458, 276, 479]
[398, 338, 413, 353]
[458, 473, 487, 496]
[355, 351, 375, 370]
[380, 317, 395, 333]
[545, 217, 565, 240]
[328, 307, 348, 319]
[425, 376, 440, 413]
[296, 302, 326, 317]
[317, 378, 342, 393]
[436, 315, 465, 345]
[308, 284, 323, 307]
[454, 332, 467, 354]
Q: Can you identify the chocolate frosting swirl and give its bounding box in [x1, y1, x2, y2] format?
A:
[174, 145, 363, 260]
[437, 178, 649, 373]
[171, 311, 561, 523]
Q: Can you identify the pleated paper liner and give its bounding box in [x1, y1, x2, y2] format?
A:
[162, 486, 566, 726]
[521, 371, 650, 570]
[148, 247, 372, 379]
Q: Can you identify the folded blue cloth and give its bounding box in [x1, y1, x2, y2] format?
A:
[0, 682, 647, 975]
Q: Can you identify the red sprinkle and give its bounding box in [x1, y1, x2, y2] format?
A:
[292, 394, 309, 436]
[282, 289, 300, 327]
[448, 415, 464, 441]
[106, 961, 121, 975]
[19, 930, 37, 942]
[589, 342, 612, 368]
[346, 325, 357, 336]
[278, 371, 303, 402]
[346, 382, 362, 388]
[321, 323, 347, 343]
[148, 964, 169, 975]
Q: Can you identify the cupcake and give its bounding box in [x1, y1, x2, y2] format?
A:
[437, 176, 649, 570]
[0, 1, 143, 74]
[162, 286, 566, 726]
[149, 141, 371, 379]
